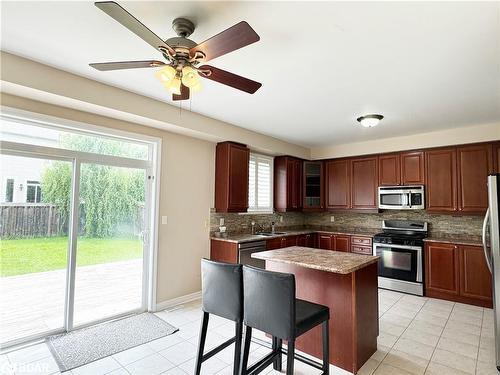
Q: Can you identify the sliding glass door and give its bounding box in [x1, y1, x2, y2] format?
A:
[0, 113, 157, 347]
[73, 164, 147, 327]
[0, 154, 72, 344]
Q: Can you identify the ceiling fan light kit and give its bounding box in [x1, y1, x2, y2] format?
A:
[89, 1, 262, 102]
[356, 114, 384, 128]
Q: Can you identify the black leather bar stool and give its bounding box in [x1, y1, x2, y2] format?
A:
[195, 259, 243, 375]
[239, 265, 330, 375]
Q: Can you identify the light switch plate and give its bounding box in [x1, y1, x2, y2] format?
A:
[330, 216, 335, 222]
[219, 218, 225, 226]
[162, 216, 168, 225]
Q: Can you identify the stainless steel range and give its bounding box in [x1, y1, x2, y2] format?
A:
[373, 220, 428, 296]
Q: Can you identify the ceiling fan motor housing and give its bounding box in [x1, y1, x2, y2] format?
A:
[172, 17, 195, 38]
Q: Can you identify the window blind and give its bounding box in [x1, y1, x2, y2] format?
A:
[248, 153, 273, 212]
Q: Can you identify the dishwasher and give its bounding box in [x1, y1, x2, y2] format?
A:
[238, 240, 267, 269]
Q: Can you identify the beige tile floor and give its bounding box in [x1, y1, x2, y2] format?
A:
[1, 289, 498, 375]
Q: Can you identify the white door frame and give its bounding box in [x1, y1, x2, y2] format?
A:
[0, 111, 162, 347]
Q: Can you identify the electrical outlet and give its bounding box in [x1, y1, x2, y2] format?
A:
[330, 216, 335, 222]
[219, 218, 225, 226]
[204, 219, 209, 228]
[279, 216, 283, 223]
[162, 216, 168, 225]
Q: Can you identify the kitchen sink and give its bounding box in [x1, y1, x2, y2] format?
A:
[255, 231, 287, 236]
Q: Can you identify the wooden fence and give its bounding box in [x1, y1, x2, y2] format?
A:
[0, 204, 67, 238]
[0, 204, 145, 239]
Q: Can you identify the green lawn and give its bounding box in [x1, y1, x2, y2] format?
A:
[0, 236, 142, 277]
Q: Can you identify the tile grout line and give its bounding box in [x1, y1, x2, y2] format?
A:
[474, 308, 484, 375]
[382, 296, 432, 373]
[421, 301, 455, 374]
[368, 292, 408, 374]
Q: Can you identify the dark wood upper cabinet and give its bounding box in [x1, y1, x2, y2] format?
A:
[215, 142, 249, 213]
[303, 161, 324, 211]
[274, 156, 303, 212]
[378, 154, 400, 186]
[325, 159, 351, 209]
[425, 148, 457, 213]
[459, 245, 492, 304]
[457, 144, 492, 214]
[379, 151, 424, 186]
[401, 151, 425, 185]
[425, 242, 459, 296]
[351, 156, 378, 209]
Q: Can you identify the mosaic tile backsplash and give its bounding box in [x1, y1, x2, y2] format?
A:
[303, 210, 483, 238]
[210, 210, 483, 238]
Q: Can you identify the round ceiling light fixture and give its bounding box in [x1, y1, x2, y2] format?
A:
[356, 114, 384, 128]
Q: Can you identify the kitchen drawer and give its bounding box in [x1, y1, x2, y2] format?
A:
[351, 245, 373, 255]
[351, 236, 372, 246]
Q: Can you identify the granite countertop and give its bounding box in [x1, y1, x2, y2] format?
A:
[424, 235, 483, 247]
[252, 246, 379, 274]
[211, 228, 378, 244]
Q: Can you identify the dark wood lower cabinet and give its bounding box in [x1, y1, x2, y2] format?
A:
[351, 235, 373, 255]
[425, 242, 492, 307]
[425, 242, 459, 296]
[210, 239, 238, 264]
[334, 235, 351, 252]
[459, 245, 493, 304]
[318, 233, 334, 250]
[317, 233, 351, 251]
[297, 233, 316, 248]
[267, 237, 286, 250]
[285, 235, 298, 247]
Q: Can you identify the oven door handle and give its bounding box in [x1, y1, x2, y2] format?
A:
[373, 242, 422, 251]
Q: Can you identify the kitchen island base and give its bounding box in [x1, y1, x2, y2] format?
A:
[266, 260, 378, 374]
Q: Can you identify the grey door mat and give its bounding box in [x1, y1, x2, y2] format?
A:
[46, 313, 178, 372]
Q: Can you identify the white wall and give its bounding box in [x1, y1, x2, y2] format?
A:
[311, 122, 500, 159]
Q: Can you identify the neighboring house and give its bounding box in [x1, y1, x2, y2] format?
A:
[1, 120, 59, 204]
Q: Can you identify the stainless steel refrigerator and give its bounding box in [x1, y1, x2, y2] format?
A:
[484, 173, 500, 371]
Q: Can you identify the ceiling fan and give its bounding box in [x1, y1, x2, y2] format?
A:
[89, 1, 262, 101]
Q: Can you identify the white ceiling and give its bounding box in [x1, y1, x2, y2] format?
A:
[1, 1, 499, 147]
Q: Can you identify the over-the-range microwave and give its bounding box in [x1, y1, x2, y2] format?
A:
[378, 185, 425, 210]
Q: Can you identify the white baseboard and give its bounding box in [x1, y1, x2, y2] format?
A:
[154, 291, 201, 312]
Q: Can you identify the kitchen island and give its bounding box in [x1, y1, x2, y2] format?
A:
[253, 246, 379, 374]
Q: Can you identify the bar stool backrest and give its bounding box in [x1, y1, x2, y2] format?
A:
[201, 259, 243, 322]
[242, 265, 296, 340]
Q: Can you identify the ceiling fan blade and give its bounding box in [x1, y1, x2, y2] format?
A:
[172, 84, 190, 101]
[199, 65, 262, 94]
[89, 60, 165, 71]
[95, 1, 175, 55]
[190, 21, 259, 63]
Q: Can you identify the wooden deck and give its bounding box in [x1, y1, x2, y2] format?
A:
[0, 259, 143, 344]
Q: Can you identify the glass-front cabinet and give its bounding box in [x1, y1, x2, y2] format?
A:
[303, 161, 324, 210]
